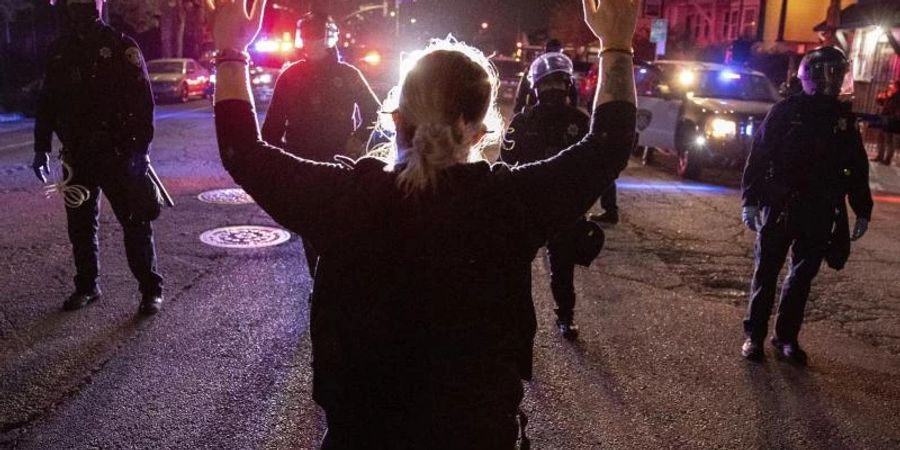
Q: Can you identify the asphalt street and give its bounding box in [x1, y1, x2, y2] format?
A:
[1, 99, 899, 449]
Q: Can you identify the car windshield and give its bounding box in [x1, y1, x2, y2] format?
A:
[148, 62, 184, 74]
[679, 69, 777, 102]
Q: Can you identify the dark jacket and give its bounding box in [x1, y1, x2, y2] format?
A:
[742, 94, 872, 219]
[216, 97, 634, 443]
[502, 100, 590, 165]
[261, 49, 380, 161]
[34, 21, 154, 162]
[742, 94, 873, 268]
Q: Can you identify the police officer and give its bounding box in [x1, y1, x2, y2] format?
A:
[261, 11, 380, 276]
[740, 47, 873, 365]
[502, 52, 590, 340]
[32, 0, 164, 315]
[513, 39, 579, 114]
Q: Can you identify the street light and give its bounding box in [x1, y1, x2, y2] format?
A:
[481, 22, 489, 30]
[410, 18, 417, 24]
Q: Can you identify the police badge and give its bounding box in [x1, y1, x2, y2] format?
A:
[125, 47, 143, 68]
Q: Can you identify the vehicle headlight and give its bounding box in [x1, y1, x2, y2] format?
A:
[706, 117, 737, 139]
[252, 73, 273, 85]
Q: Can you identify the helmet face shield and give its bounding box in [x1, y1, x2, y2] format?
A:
[797, 46, 851, 97]
[528, 52, 574, 86]
[806, 60, 849, 96]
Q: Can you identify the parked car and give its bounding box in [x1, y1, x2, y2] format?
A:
[147, 58, 212, 103]
[634, 60, 778, 179]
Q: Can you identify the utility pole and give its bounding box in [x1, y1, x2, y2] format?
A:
[776, 0, 788, 42]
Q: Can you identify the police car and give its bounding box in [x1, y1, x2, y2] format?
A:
[635, 61, 778, 179]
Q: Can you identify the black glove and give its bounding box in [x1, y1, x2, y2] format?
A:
[742, 206, 761, 232]
[32, 152, 51, 183]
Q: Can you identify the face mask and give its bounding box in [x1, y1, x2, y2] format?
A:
[537, 89, 569, 105]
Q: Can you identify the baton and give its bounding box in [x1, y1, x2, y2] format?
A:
[148, 165, 175, 208]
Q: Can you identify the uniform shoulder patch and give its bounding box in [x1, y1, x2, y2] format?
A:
[125, 47, 144, 68]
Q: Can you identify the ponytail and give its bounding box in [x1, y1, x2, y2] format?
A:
[377, 38, 503, 196]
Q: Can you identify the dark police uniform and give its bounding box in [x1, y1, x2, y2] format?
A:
[741, 94, 872, 345]
[34, 21, 163, 298]
[513, 69, 579, 114]
[501, 101, 590, 324]
[261, 48, 380, 276]
[261, 48, 380, 161]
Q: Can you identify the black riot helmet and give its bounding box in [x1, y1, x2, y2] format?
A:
[296, 12, 339, 49]
[51, 0, 103, 27]
[797, 46, 850, 97]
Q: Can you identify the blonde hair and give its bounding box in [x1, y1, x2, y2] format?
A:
[376, 37, 503, 194]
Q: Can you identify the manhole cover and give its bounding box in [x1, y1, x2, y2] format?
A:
[198, 188, 255, 205]
[200, 226, 291, 249]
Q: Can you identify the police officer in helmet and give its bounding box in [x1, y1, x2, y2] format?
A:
[502, 52, 592, 340]
[513, 38, 579, 114]
[32, 0, 164, 315]
[740, 46, 873, 365]
[262, 11, 381, 277]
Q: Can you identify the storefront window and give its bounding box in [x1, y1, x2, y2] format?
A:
[851, 26, 885, 82]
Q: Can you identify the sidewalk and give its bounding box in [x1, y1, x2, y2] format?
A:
[870, 161, 900, 195]
[864, 142, 900, 195]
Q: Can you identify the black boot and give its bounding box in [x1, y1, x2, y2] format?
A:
[138, 294, 164, 316]
[741, 338, 764, 362]
[556, 317, 580, 341]
[63, 290, 101, 311]
[771, 337, 807, 366]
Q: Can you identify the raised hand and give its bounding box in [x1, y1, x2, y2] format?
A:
[213, 0, 267, 51]
[582, 0, 639, 49]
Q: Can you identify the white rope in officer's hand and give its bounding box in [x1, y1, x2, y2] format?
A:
[43, 161, 91, 209]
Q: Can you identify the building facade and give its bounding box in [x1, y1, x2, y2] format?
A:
[644, 0, 858, 53]
[814, 0, 900, 114]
